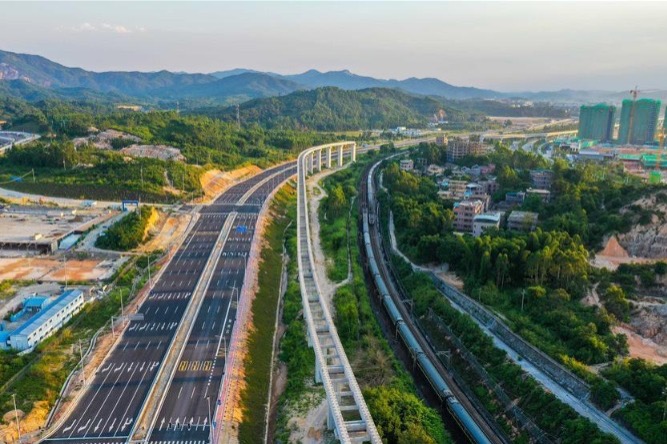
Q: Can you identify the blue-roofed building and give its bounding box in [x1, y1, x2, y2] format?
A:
[7, 289, 85, 351]
[9, 295, 51, 322]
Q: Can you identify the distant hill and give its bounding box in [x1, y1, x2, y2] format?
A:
[283, 69, 500, 99]
[153, 72, 303, 104]
[197, 87, 474, 131]
[1, 48, 652, 108]
[0, 79, 129, 103]
[0, 49, 214, 96]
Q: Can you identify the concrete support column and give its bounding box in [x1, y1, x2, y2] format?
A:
[351, 143, 357, 162]
[327, 404, 334, 431]
[327, 147, 332, 168]
[317, 149, 323, 171]
[309, 152, 315, 175]
[338, 145, 344, 167]
[315, 357, 322, 383]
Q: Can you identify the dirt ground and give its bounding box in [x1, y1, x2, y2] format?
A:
[0, 257, 121, 281]
[613, 325, 667, 365]
[592, 235, 654, 270]
[198, 165, 262, 204]
[138, 211, 191, 253]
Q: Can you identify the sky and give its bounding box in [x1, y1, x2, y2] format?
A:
[1, 1, 667, 92]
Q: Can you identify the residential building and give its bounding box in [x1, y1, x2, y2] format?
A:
[435, 134, 448, 146]
[618, 98, 662, 145]
[473, 213, 501, 237]
[399, 159, 414, 171]
[414, 157, 427, 169]
[447, 138, 490, 162]
[505, 191, 526, 205]
[477, 178, 499, 195]
[464, 184, 491, 210]
[578, 104, 616, 142]
[6, 289, 85, 351]
[444, 179, 468, 200]
[526, 188, 551, 203]
[507, 211, 539, 232]
[453, 200, 484, 232]
[426, 164, 445, 177]
[530, 169, 554, 189]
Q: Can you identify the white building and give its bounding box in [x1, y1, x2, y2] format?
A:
[7, 289, 85, 351]
[473, 213, 501, 237]
[400, 159, 414, 171]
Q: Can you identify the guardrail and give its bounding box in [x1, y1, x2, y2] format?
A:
[296, 142, 381, 443]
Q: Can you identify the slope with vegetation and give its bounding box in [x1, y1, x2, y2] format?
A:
[197, 87, 481, 131]
[95, 206, 157, 251]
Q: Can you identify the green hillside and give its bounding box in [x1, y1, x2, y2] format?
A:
[197, 87, 477, 131]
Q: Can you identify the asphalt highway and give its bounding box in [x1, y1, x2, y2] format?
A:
[43, 162, 296, 444]
[148, 164, 296, 443]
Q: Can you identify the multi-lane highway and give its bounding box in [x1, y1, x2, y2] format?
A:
[147, 164, 296, 444]
[43, 162, 295, 444]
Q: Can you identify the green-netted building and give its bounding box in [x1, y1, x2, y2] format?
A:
[618, 98, 661, 145]
[578, 103, 615, 142]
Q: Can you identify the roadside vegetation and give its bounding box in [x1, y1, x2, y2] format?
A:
[237, 184, 294, 444]
[383, 142, 667, 443]
[318, 154, 451, 444]
[95, 206, 157, 251]
[273, 187, 321, 443]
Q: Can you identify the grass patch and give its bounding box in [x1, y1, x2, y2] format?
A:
[237, 184, 295, 443]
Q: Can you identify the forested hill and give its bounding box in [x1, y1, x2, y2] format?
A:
[196, 87, 477, 131]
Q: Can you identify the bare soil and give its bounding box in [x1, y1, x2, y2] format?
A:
[198, 166, 262, 204]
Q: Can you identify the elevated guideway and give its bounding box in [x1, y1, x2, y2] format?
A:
[296, 142, 381, 444]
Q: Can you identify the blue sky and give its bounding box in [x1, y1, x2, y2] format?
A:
[2, 1, 666, 92]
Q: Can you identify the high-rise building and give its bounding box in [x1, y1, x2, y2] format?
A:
[578, 104, 615, 142]
[618, 98, 661, 145]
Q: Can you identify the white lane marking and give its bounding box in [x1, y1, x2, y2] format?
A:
[107, 417, 116, 432]
[70, 361, 124, 437]
[177, 386, 183, 399]
[62, 420, 76, 433]
[76, 418, 91, 432]
[98, 362, 139, 435]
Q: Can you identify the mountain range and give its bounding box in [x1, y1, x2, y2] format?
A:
[0, 49, 661, 106]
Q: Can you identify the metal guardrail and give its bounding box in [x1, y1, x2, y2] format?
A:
[296, 142, 381, 444]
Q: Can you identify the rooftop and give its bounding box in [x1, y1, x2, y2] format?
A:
[11, 289, 83, 338]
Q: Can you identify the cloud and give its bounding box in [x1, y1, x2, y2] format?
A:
[58, 23, 144, 34]
[101, 23, 131, 34]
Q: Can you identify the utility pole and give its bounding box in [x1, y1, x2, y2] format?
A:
[12, 393, 20, 442]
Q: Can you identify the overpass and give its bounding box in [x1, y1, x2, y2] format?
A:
[296, 142, 381, 443]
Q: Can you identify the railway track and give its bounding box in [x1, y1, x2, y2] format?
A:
[359, 156, 507, 444]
